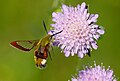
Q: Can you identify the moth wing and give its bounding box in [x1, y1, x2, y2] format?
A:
[10, 40, 39, 51]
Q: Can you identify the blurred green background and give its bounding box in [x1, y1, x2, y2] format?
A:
[0, 0, 120, 81]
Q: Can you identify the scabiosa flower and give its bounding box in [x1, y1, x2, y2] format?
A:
[49, 2, 105, 58]
[70, 63, 117, 81]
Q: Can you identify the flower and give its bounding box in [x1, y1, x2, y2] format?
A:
[49, 2, 105, 58]
[69, 62, 117, 81]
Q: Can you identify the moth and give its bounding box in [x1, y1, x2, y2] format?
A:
[10, 21, 62, 69]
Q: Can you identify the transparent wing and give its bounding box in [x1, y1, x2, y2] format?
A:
[10, 40, 39, 51]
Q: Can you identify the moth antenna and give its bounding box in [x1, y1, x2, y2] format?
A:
[42, 20, 48, 34]
[51, 30, 63, 39]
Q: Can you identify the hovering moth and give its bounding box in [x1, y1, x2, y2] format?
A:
[10, 21, 62, 69]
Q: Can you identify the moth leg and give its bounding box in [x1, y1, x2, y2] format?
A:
[48, 51, 52, 61]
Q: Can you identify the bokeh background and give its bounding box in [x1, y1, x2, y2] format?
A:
[0, 0, 120, 81]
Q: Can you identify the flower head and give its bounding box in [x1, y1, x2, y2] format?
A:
[70, 62, 117, 81]
[49, 2, 105, 58]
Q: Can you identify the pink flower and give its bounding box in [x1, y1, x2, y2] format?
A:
[70, 62, 117, 81]
[49, 2, 105, 58]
